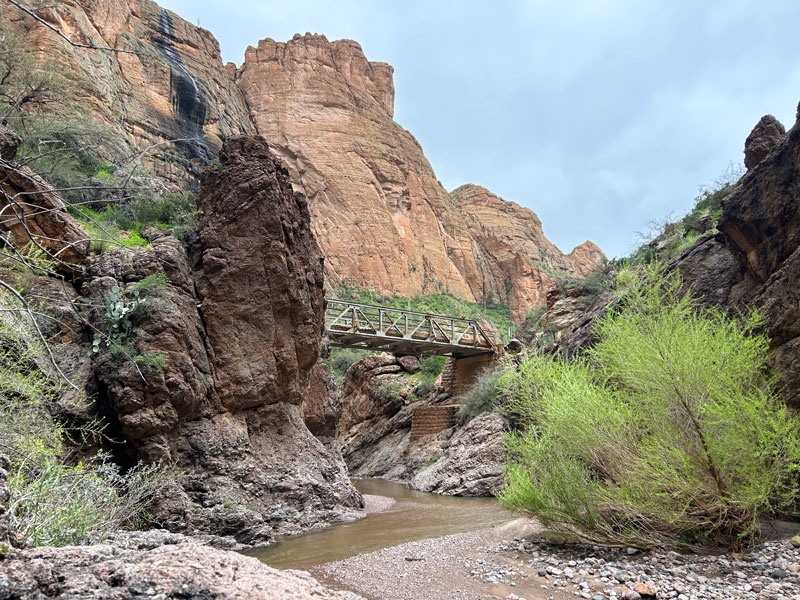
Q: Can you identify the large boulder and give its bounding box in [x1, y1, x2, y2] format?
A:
[0, 531, 363, 599]
[744, 114, 786, 170]
[83, 136, 362, 543]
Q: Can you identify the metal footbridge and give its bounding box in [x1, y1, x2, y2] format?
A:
[325, 299, 497, 357]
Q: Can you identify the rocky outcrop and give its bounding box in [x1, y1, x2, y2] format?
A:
[1, 0, 254, 187]
[744, 115, 786, 170]
[0, 530, 363, 599]
[547, 108, 800, 406]
[338, 354, 504, 496]
[237, 35, 602, 320]
[83, 137, 361, 543]
[451, 184, 605, 321]
[0, 126, 89, 269]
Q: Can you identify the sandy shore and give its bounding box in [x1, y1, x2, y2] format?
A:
[313, 518, 552, 600]
[313, 518, 800, 600]
[362, 494, 397, 514]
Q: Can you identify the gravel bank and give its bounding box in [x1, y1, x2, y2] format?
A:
[315, 519, 800, 600]
[362, 494, 397, 514]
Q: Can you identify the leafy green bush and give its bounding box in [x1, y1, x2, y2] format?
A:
[0, 293, 178, 547]
[499, 267, 800, 548]
[418, 355, 446, 381]
[7, 458, 178, 547]
[327, 347, 369, 382]
[458, 365, 511, 420]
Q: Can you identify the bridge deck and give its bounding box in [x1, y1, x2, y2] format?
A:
[325, 299, 497, 357]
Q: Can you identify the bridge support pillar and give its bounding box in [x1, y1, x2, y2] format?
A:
[440, 353, 499, 397]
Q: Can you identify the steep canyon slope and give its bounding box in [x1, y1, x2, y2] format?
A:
[0, 0, 254, 187]
[237, 34, 603, 319]
[2, 0, 603, 321]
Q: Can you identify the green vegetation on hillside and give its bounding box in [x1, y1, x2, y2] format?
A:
[499, 266, 800, 548]
[620, 165, 742, 267]
[334, 282, 515, 340]
[0, 294, 177, 549]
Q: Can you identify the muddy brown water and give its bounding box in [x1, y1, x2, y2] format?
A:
[248, 478, 514, 570]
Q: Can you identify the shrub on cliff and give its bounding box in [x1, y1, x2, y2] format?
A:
[499, 267, 800, 548]
[0, 293, 177, 548]
[458, 364, 512, 420]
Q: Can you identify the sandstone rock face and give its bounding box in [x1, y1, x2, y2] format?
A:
[451, 184, 605, 321]
[237, 35, 603, 321]
[84, 137, 361, 543]
[338, 354, 504, 496]
[1, 0, 254, 187]
[0, 134, 89, 269]
[1, 530, 363, 599]
[744, 115, 786, 170]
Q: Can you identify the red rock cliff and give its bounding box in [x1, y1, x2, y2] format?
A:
[237, 34, 603, 321]
[0, 0, 254, 186]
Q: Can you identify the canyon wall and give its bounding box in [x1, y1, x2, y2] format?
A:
[0, 0, 254, 187]
[236, 33, 603, 320]
[2, 1, 604, 322]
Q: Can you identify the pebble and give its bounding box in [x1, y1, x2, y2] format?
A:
[471, 535, 800, 600]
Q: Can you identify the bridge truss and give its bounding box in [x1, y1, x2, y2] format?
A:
[325, 299, 497, 357]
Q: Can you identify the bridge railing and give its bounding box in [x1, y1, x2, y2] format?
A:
[324, 299, 497, 355]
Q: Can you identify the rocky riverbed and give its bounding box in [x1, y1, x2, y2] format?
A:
[315, 517, 800, 600]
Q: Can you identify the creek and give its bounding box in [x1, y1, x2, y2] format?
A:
[248, 478, 513, 570]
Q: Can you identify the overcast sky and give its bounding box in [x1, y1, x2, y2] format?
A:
[160, 0, 800, 258]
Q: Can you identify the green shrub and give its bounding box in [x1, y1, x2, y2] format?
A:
[458, 364, 511, 420]
[327, 347, 368, 382]
[7, 458, 178, 547]
[418, 355, 446, 381]
[499, 267, 800, 548]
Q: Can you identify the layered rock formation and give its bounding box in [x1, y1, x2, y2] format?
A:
[237, 34, 602, 321]
[1, 0, 254, 186]
[451, 184, 604, 320]
[82, 136, 361, 543]
[4, 2, 604, 320]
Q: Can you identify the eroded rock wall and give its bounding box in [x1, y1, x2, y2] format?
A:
[1, 0, 254, 187]
[237, 34, 603, 321]
[83, 137, 362, 544]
